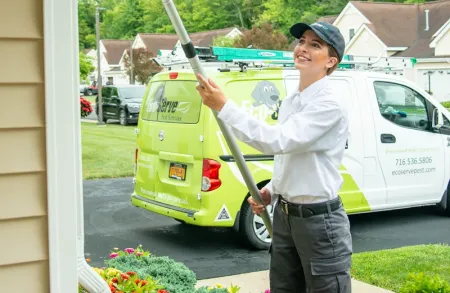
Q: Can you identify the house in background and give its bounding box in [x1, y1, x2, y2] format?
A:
[117, 27, 242, 83]
[88, 39, 133, 85]
[318, 0, 450, 102]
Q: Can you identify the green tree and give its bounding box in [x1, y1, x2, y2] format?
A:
[78, 0, 97, 50]
[232, 22, 290, 50]
[79, 52, 95, 80]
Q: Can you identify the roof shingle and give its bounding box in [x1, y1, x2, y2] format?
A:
[137, 27, 237, 56]
[347, 0, 450, 57]
[101, 40, 133, 64]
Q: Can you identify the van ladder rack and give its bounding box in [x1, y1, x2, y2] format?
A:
[153, 46, 416, 73]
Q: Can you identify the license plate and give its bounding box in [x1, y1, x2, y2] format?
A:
[169, 162, 187, 181]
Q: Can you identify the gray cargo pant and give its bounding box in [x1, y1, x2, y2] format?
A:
[269, 196, 352, 293]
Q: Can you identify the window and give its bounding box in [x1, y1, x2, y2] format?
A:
[443, 116, 450, 128]
[118, 86, 145, 99]
[141, 81, 202, 124]
[374, 81, 430, 131]
[349, 29, 355, 40]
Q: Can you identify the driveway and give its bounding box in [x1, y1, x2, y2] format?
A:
[83, 177, 450, 280]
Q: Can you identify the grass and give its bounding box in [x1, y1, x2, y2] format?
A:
[81, 122, 136, 179]
[82, 95, 97, 104]
[351, 244, 450, 292]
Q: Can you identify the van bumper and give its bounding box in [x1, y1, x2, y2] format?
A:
[130, 193, 235, 227]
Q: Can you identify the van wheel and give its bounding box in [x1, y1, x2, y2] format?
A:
[239, 199, 274, 250]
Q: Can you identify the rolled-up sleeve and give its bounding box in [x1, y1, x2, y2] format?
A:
[217, 99, 343, 155]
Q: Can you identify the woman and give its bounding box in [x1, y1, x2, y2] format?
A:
[196, 21, 352, 293]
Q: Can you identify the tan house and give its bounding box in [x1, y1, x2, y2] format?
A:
[1, 0, 108, 292]
[318, 0, 450, 102]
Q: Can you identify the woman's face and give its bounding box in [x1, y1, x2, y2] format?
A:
[293, 30, 337, 74]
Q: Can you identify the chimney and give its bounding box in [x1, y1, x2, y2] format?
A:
[425, 9, 430, 31]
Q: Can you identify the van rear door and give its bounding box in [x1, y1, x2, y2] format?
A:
[135, 76, 204, 212]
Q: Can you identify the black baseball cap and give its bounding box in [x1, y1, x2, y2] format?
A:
[290, 22, 345, 62]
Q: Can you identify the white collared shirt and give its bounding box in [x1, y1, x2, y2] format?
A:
[217, 75, 349, 204]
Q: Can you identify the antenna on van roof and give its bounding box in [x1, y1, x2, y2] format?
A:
[154, 45, 416, 73]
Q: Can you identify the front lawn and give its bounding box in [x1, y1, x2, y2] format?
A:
[81, 122, 136, 179]
[351, 244, 450, 292]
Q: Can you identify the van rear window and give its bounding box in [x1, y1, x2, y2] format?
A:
[141, 81, 202, 124]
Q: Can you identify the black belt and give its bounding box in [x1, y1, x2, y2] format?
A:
[277, 195, 342, 218]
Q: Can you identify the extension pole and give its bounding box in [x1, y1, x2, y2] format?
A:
[161, 0, 273, 238]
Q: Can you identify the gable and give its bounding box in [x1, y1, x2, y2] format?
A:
[333, 2, 370, 45]
[434, 27, 450, 56]
[345, 25, 387, 57]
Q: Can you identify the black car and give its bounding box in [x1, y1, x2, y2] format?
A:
[96, 85, 146, 125]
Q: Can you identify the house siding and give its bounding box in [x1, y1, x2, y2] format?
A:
[334, 4, 367, 45]
[0, 0, 49, 292]
[345, 29, 387, 57]
[435, 29, 450, 56]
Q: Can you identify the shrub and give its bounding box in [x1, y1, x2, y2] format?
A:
[441, 101, 450, 109]
[80, 97, 93, 117]
[399, 272, 450, 293]
[196, 284, 240, 293]
[78, 267, 167, 293]
[106, 247, 197, 293]
[79, 245, 241, 293]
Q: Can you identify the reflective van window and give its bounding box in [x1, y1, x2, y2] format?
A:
[141, 81, 202, 124]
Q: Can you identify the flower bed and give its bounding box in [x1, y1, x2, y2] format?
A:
[78, 245, 243, 293]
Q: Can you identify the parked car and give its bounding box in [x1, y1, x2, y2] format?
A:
[95, 84, 146, 125]
[84, 82, 98, 96]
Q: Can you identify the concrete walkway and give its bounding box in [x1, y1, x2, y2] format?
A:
[196, 270, 394, 293]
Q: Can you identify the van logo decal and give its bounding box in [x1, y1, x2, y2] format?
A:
[251, 81, 282, 120]
[159, 130, 164, 141]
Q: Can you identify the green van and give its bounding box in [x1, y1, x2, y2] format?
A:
[131, 48, 450, 250]
[131, 68, 282, 250]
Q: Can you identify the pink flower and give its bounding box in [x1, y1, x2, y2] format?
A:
[109, 253, 118, 258]
[124, 248, 134, 254]
[265, 290, 270, 293]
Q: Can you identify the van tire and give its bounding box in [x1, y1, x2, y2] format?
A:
[239, 199, 272, 250]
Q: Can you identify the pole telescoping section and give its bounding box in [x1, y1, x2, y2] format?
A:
[161, 0, 273, 238]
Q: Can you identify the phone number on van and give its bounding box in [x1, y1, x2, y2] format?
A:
[395, 157, 432, 166]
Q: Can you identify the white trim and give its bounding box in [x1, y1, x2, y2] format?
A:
[44, 0, 109, 292]
[432, 18, 450, 38]
[416, 58, 450, 63]
[430, 19, 450, 48]
[44, 0, 79, 291]
[345, 24, 387, 53]
[333, 2, 371, 27]
[387, 47, 408, 51]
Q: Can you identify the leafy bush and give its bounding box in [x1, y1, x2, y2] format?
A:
[106, 254, 197, 293]
[79, 245, 241, 293]
[441, 101, 450, 109]
[399, 272, 450, 293]
[80, 97, 93, 117]
[196, 284, 240, 293]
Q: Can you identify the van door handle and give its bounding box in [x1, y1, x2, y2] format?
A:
[381, 133, 396, 143]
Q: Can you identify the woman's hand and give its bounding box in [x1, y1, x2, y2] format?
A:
[195, 73, 228, 111]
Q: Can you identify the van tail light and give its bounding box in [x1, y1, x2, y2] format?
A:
[202, 159, 221, 191]
[134, 148, 139, 176]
